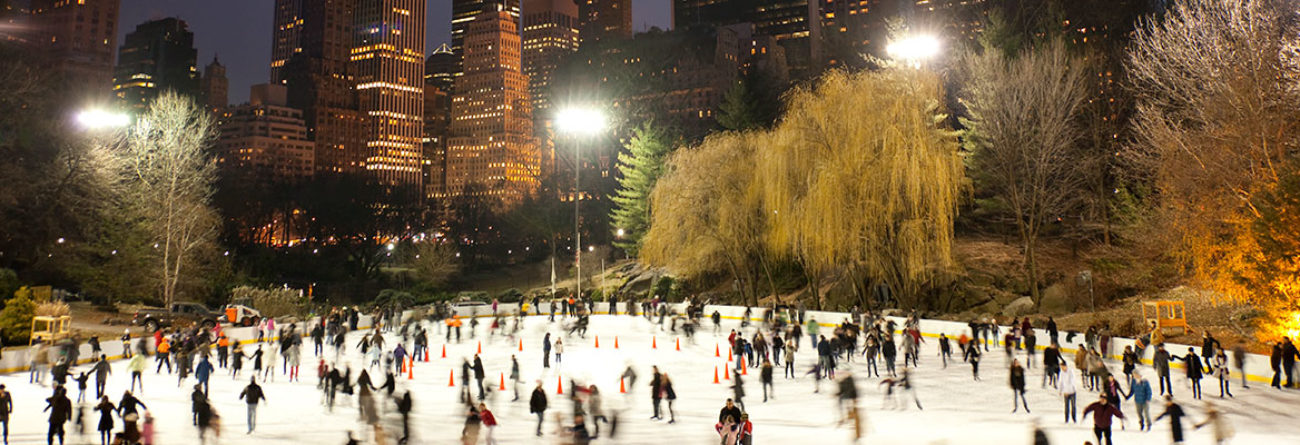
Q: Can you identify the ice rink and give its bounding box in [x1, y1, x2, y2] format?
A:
[3, 314, 1298, 444]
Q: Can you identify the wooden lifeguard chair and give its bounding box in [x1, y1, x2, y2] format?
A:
[1142, 301, 1188, 335]
[30, 315, 72, 345]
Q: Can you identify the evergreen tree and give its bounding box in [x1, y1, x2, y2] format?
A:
[610, 122, 676, 256]
[717, 81, 763, 131]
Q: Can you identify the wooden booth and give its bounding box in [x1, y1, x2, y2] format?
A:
[1142, 301, 1188, 335]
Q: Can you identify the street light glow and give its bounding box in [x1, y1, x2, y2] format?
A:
[76, 109, 131, 130]
[887, 35, 941, 63]
[556, 107, 606, 136]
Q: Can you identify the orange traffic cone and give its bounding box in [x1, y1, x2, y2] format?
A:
[619, 378, 626, 393]
[423, 348, 429, 362]
[615, 337, 620, 349]
[676, 338, 681, 351]
[724, 367, 731, 380]
[595, 336, 600, 348]
[652, 337, 657, 349]
[448, 369, 455, 387]
[441, 344, 447, 358]
[727, 346, 733, 361]
[518, 338, 523, 352]
[742, 364, 748, 375]
[408, 357, 414, 380]
[556, 376, 564, 395]
[499, 373, 506, 391]
[715, 344, 720, 357]
[714, 366, 720, 384]
[477, 341, 482, 354]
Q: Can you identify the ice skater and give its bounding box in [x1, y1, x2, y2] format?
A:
[1171, 347, 1207, 400]
[529, 381, 548, 437]
[238, 376, 266, 434]
[1082, 394, 1125, 445]
[1010, 359, 1030, 413]
[1059, 362, 1078, 423]
[1153, 395, 1186, 444]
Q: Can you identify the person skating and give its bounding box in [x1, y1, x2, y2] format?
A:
[1010, 359, 1030, 413]
[93, 395, 114, 445]
[473, 354, 486, 401]
[661, 373, 677, 424]
[837, 371, 860, 419]
[396, 391, 413, 443]
[1194, 401, 1233, 444]
[217, 334, 230, 368]
[587, 385, 608, 437]
[510, 355, 521, 402]
[116, 390, 147, 419]
[1153, 395, 1187, 444]
[1043, 342, 1063, 388]
[92, 355, 111, 399]
[190, 384, 206, 426]
[718, 399, 742, 424]
[195, 395, 217, 444]
[543, 333, 552, 368]
[1270, 341, 1283, 389]
[716, 415, 740, 445]
[73, 372, 88, 404]
[128, 353, 146, 393]
[1153, 344, 1173, 396]
[1212, 351, 1233, 398]
[882, 335, 897, 377]
[650, 366, 663, 420]
[1128, 373, 1153, 431]
[1059, 362, 1078, 423]
[0, 384, 11, 445]
[44, 385, 72, 445]
[1231, 342, 1248, 389]
[231, 342, 246, 379]
[529, 381, 548, 437]
[1082, 394, 1125, 445]
[731, 370, 747, 412]
[195, 355, 214, 396]
[737, 413, 753, 445]
[238, 376, 266, 434]
[968, 342, 982, 381]
[154, 338, 172, 374]
[479, 402, 498, 445]
[939, 333, 952, 368]
[262, 343, 278, 382]
[1171, 347, 1208, 399]
[569, 413, 592, 445]
[461, 404, 481, 445]
[760, 359, 774, 402]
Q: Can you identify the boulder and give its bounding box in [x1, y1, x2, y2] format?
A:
[1001, 296, 1035, 317]
[1039, 283, 1072, 314]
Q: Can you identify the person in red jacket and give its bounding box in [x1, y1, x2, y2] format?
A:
[478, 403, 498, 445]
[1082, 394, 1125, 445]
[737, 413, 753, 445]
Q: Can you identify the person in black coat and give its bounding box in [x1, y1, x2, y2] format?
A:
[1283, 337, 1299, 388]
[473, 355, 486, 400]
[1153, 395, 1186, 444]
[661, 374, 678, 424]
[1271, 342, 1284, 389]
[93, 396, 114, 445]
[1010, 359, 1030, 413]
[529, 381, 548, 437]
[0, 384, 12, 444]
[44, 386, 72, 445]
[1171, 347, 1208, 399]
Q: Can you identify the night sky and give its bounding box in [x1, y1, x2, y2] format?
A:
[118, 0, 673, 103]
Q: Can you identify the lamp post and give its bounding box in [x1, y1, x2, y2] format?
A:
[556, 107, 606, 301]
[76, 109, 131, 130]
[885, 34, 942, 68]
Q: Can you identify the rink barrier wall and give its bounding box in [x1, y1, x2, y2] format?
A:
[0, 302, 1282, 384]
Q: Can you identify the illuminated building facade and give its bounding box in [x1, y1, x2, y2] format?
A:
[27, 0, 120, 94]
[112, 17, 198, 111]
[672, 0, 814, 72]
[446, 10, 539, 202]
[271, 0, 367, 175]
[578, 0, 631, 44]
[522, 0, 580, 114]
[352, 0, 426, 188]
[214, 84, 315, 182]
[200, 56, 228, 112]
[451, 0, 519, 81]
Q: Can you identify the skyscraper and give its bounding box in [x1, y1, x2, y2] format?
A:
[451, 0, 520, 80]
[445, 10, 538, 201]
[577, 0, 631, 44]
[214, 83, 315, 182]
[425, 43, 456, 91]
[271, 0, 366, 175]
[352, 0, 426, 188]
[672, 0, 816, 72]
[200, 56, 229, 111]
[27, 0, 120, 95]
[522, 0, 580, 113]
[112, 18, 199, 111]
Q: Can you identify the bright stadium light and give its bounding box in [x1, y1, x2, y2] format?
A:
[886, 34, 942, 65]
[76, 109, 131, 130]
[555, 107, 606, 136]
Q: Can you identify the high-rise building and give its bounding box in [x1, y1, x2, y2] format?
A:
[522, 0, 580, 114]
[577, 0, 631, 44]
[423, 81, 451, 200]
[445, 10, 538, 202]
[271, 0, 366, 175]
[200, 56, 229, 112]
[451, 0, 519, 80]
[214, 83, 315, 181]
[672, 0, 816, 73]
[26, 0, 120, 94]
[112, 17, 199, 111]
[352, 0, 426, 188]
[424, 43, 456, 91]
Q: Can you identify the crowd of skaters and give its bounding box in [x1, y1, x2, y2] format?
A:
[3, 297, 1299, 445]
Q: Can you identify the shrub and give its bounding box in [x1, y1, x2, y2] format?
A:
[0, 291, 37, 345]
[230, 285, 307, 319]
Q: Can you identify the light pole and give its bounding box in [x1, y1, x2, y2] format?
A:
[885, 34, 942, 68]
[556, 107, 606, 301]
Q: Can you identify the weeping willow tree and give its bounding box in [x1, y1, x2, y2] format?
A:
[758, 69, 964, 309]
[641, 131, 774, 305]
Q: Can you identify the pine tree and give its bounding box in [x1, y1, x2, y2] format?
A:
[610, 122, 676, 256]
[717, 80, 763, 131]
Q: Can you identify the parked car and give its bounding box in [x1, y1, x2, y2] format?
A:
[131, 302, 224, 332]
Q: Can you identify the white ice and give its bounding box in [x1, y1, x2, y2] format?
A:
[2, 314, 1298, 445]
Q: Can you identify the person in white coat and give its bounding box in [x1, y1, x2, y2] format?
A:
[1059, 361, 1079, 424]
